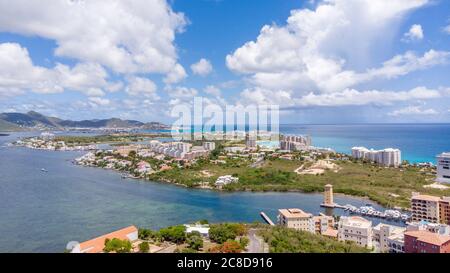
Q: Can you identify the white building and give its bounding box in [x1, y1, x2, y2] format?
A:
[215, 175, 239, 188]
[387, 233, 405, 253]
[277, 208, 315, 233]
[184, 224, 210, 237]
[338, 216, 373, 248]
[372, 223, 405, 253]
[203, 142, 216, 151]
[436, 152, 450, 184]
[351, 147, 401, 167]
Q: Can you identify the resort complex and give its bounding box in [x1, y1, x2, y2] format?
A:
[351, 147, 402, 167]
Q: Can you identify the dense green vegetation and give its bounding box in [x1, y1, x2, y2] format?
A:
[147, 154, 441, 208]
[103, 238, 132, 253]
[209, 223, 248, 244]
[53, 133, 169, 145]
[258, 226, 369, 253]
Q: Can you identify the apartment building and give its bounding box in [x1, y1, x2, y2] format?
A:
[436, 152, 450, 184]
[278, 208, 314, 233]
[338, 216, 373, 248]
[411, 194, 441, 223]
[280, 135, 311, 152]
[440, 197, 450, 225]
[404, 230, 450, 253]
[372, 223, 405, 253]
[387, 233, 405, 253]
[313, 213, 336, 237]
[351, 147, 401, 167]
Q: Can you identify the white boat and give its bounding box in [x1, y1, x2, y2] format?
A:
[41, 168, 48, 173]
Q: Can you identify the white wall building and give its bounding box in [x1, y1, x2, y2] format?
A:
[436, 152, 450, 184]
[278, 208, 315, 233]
[372, 223, 405, 253]
[215, 175, 239, 188]
[338, 216, 373, 248]
[351, 147, 401, 167]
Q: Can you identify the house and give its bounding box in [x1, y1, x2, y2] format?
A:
[70, 226, 138, 253]
[184, 224, 210, 237]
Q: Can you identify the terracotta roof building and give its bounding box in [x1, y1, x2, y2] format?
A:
[70, 226, 138, 253]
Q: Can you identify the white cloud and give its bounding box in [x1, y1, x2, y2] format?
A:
[239, 86, 441, 108]
[125, 77, 159, 99]
[388, 106, 438, 116]
[444, 25, 450, 34]
[204, 85, 221, 97]
[227, 0, 434, 94]
[403, 24, 424, 41]
[88, 97, 111, 107]
[191, 58, 213, 76]
[165, 86, 198, 99]
[0, 43, 117, 97]
[0, 0, 187, 82]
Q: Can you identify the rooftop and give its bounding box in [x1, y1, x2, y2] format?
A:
[412, 194, 441, 202]
[438, 152, 450, 158]
[405, 230, 450, 246]
[279, 208, 312, 219]
[76, 225, 138, 253]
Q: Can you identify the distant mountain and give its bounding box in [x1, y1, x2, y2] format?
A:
[0, 111, 169, 131]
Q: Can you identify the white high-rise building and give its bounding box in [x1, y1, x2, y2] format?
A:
[351, 147, 401, 167]
[436, 152, 450, 184]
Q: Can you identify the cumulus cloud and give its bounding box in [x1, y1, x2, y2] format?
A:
[165, 86, 198, 99]
[444, 25, 450, 34]
[191, 58, 213, 76]
[125, 77, 159, 99]
[239, 86, 441, 108]
[227, 0, 435, 94]
[203, 85, 221, 97]
[403, 24, 424, 41]
[0, 43, 118, 97]
[388, 106, 438, 116]
[0, 0, 187, 82]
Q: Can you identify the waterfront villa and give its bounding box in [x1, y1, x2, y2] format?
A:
[215, 175, 239, 188]
[70, 226, 138, 253]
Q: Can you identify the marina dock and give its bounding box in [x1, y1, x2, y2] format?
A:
[260, 212, 275, 226]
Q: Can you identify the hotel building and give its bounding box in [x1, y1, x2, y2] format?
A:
[372, 223, 405, 253]
[277, 208, 314, 233]
[404, 230, 450, 253]
[440, 197, 450, 225]
[280, 135, 311, 152]
[436, 152, 450, 184]
[351, 147, 401, 167]
[411, 194, 441, 223]
[338, 216, 373, 248]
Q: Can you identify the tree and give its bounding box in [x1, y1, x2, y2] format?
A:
[159, 225, 186, 244]
[209, 223, 247, 244]
[239, 237, 249, 249]
[187, 233, 204, 251]
[138, 242, 150, 253]
[103, 238, 132, 253]
[221, 240, 242, 253]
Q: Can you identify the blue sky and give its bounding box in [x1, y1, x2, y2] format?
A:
[0, 0, 449, 124]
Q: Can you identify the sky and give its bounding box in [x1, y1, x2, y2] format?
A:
[0, 0, 449, 124]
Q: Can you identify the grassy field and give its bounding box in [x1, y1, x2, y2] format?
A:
[149, 157, 447, 208]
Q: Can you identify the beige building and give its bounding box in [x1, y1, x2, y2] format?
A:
[338, 216, 373, 248]
[411, 194, 441, 223]
[372, 223, 405, 253]
[278, 208, 314, 233]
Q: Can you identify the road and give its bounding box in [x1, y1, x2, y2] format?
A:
[247, 229, 268, 253]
